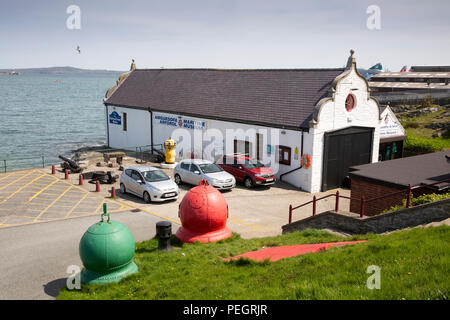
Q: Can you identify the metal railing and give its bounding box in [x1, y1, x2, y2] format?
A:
[288, 178, 450, 224]
[1, 155, 48, 173]
[1, 144, 165, 173]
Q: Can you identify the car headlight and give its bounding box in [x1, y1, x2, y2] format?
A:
[151, 186, 162, 192]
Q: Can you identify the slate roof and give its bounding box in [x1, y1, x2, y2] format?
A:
[105, 68, 345, 129]
[349, 151, 450, 190]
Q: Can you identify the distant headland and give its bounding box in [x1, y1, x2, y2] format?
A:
[0, 66, 125, 76]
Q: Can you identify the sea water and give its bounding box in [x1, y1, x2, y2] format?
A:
[0, 73, 119, 171]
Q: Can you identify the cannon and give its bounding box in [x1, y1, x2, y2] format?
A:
[59, 155, 83, 173]
[83, 171, 119, 184]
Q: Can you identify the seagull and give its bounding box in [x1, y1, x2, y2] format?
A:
[76, 46, 81, 54]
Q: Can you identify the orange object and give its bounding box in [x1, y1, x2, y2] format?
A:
[176, 180, 232, 243]
[301, 154, 312, 168]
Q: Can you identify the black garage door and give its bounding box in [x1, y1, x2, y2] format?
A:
[322, 126, 374, 191]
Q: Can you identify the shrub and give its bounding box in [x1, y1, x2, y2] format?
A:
[404, 134, 447, 155]
[404, 122, 421, 129]
[382, 192, 450, 213]
[420, 95, 435, 108]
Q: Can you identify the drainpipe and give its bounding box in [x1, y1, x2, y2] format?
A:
[148, 109, 154, 155]
[104, 103, 110, 147]
[280, 130, 304, 182]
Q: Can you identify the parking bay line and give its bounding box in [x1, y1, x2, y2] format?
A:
[0, 171, 38, 190]
[0, 173, 47, 205]
[33, 185, 73, 222]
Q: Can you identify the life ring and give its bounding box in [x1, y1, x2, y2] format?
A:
[301, 154, 312, 168]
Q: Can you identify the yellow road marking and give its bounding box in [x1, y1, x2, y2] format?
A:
[33, 185, 73, 222]
[116, 199, 181, 225]
[0, 173, 46, 205]
[0, 172, 15, 182]
[27, 179, 64, 203]
[0, 171, 37, 190]
[64, 193, 89, 218]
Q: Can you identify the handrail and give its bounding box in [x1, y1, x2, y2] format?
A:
[288, 178, 450, 224]
[1, 144, 165, 173]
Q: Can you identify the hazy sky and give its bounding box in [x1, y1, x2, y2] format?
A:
[1, 0, 449, 71]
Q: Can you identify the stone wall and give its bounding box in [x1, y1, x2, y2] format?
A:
[282, 198, 450, 235]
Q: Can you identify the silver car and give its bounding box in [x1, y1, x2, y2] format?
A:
[120, 166, 179, 203]
[174, 159, 236, 190]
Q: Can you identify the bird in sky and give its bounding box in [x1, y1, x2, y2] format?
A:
[76, 46, 81, 54]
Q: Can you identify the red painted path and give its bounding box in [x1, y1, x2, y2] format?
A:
[227, 240, 367, 262]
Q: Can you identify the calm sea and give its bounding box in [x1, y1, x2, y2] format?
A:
[0, 73, 118, 171]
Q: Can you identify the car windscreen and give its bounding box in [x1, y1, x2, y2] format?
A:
[243, 159, 265, 169]
[142, 170, 170, 182]
[199, 163, 223, 174]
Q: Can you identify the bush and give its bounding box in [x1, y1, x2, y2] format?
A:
[404, 134, 447, 155]
[382, 192, 450, 213]
[404, 122, 421, 129]
[420, 95, 435, 108]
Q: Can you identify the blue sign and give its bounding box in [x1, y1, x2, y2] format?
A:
[109, 111, 121, 125]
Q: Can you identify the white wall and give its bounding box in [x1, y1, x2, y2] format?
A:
[308, 61, 381, 192]
[151, 111, 314, 190]
[106, 105, 151, 150]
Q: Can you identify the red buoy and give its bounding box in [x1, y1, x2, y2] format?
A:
[176, 180, 232, 243]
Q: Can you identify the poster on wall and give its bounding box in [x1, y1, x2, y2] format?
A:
[109, 111, 121, 125]
[379, 113, 403, 137]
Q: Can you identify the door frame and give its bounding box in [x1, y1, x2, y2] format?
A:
[321, 126, 374, 191]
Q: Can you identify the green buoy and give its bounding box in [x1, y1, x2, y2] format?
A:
[79, 203, 138, 285]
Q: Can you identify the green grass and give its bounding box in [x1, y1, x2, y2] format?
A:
[403, 131, 450, 155]
[58, 226, 450, 300]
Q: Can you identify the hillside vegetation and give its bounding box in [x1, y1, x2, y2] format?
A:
[58, 226, 449, 300]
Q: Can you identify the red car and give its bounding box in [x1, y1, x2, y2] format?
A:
[216, 155, 276, 188]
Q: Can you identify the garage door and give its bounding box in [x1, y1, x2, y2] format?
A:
[322, 126, 374, 191]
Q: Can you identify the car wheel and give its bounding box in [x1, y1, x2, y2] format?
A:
[174, 174, 182, 185]
[120, 183, 127, 194]
[143, 191, 151, 203]
[244, 177, 254, 189]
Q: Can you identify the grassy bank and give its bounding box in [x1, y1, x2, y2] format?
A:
[58, 226, 449, 300]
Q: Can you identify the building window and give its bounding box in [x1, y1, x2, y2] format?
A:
[345, 94, 356, 112]
[123, 112, 127, 131]
[277, 145, 291, 166]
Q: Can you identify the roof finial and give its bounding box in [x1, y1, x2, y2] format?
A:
[130, 59, 136, 71]
[346, 49, 356, 70]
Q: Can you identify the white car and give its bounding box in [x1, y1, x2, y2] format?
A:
[120, 166, 179, 203]
[174, 159, 236, 190]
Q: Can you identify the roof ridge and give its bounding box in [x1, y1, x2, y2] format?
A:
[134, 68, 345, 72]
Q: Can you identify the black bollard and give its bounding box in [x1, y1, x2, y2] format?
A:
[156, 221, 172, 251]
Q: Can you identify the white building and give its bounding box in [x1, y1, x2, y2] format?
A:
[104, 51, 400, 193]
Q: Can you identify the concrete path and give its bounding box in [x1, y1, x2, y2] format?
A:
[0, 210, 178, 300]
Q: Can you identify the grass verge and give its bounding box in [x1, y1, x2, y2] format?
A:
[58, 227, 449, 300]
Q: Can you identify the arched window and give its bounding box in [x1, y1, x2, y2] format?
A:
[345, 94, 356, 112]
